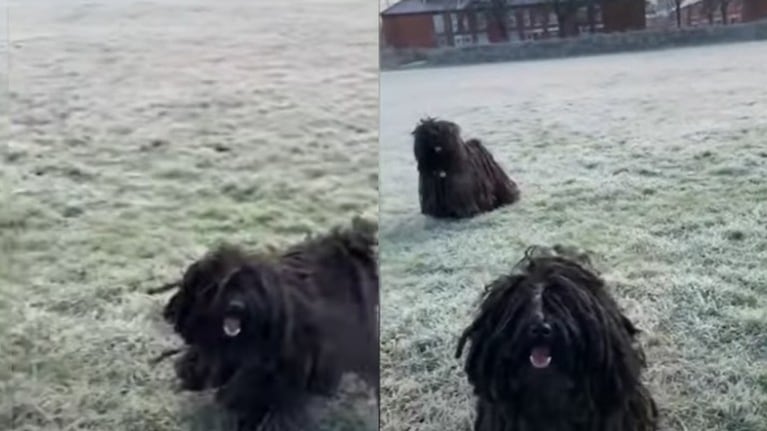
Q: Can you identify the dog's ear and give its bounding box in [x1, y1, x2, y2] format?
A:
[412, 118, 429, 136]
[456, 275, 523, 402]
[228, 261, 296, 353]
[584, 307, 646, 414]
[445, 121, 461, 137]
[162, 292, 182, 324]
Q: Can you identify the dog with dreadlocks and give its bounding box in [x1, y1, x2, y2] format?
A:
[455, 245, 658, 431]
[412, 117, 520, 219]
[149, 217, 379, 430]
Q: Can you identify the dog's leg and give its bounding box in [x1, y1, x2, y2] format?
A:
[256, 406, 313, 431]
[174, 346, 213, 391]
[449, 173, 481, 218]
[493, 175, 520, 207]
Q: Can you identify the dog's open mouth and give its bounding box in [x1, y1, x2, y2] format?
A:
[529, 346, 552, 369]
[223, 316, 242, 337]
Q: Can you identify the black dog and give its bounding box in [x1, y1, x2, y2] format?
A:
[412, 118, 519, 219]
[152, 217, 379, 430]
[456, 246, 658, 431]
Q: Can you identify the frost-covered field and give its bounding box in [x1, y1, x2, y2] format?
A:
[0, 0, 378, 429]
[380, 42, 767, 431]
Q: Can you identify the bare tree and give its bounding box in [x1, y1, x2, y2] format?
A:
[551, 0, 582, 37]
[719, 0, 730, 23]
[586, 0, 597, 33]
[702, 0, 717, 23]
[487, 0, 510, 41]
[674, 0, 682, 27]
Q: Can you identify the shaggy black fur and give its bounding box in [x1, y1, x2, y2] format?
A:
[412, 117, 520, 219]
[153, 217, 379, 430]
[456, 246, 658, 431]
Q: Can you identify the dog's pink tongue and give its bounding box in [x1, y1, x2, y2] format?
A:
[223, 317, 241, 337]
[530, 346, 552, 369]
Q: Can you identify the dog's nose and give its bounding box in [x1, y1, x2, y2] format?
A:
[529, 322, 552, 339]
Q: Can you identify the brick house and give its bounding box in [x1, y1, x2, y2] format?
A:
[687, 0, 767, 24]
[679, 0, 744, 25]
[380, 0, 483, 48]
[649, 0, 767, 28]
[743, 0, 767, 20]
[482, 0, 575, 42]
[601, 0, 647, 32]
[381, 0, 646, 49]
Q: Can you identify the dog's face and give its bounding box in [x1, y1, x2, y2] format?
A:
[457, 250, 645, 414]
[192, 261, 289, 379]
[412, 117, 462, 170]
[162, 246, 253, 346]
[168, 259, 287, 389]
[209, 262, 285, 346]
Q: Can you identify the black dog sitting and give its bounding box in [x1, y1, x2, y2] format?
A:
[456, 245, 658, 431]
[412, 117, 520, 219]
[152, 217, 379, 430]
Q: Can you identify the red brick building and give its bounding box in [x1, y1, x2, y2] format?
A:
[679, 0, 767, 25]
[381, 0, 481, 48]
[744, 0, 767, 19]
[381, 0, 646, 49]
[680, 0, 744, 25]
[648, 0, 767, 28]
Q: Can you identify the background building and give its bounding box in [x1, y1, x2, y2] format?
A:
[381, 0, 646, 49]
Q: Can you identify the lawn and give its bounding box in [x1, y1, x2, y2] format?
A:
[0, 0, 378, 430]
[380, 41, 767, 431]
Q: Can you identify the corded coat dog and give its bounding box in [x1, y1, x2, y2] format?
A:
[150, 217, 379, 430]
[412, 118, 520, 219]
[455, 245, 658, 431]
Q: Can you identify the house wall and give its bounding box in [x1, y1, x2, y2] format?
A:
[487, 5, 570, 41]
[440, 10, 480, 46]
[381, 14, 437, 49]
[382, 18, 767, 70]
[514, 6, 560, 39]
[681, 0, 746, 26]
[743, 0, 767, 21]
[486, 16, 507, 42]
[486, 2, 642, 42]
[601, 0, 646, 32]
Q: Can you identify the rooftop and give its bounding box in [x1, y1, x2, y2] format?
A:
[381, 0, 560, 16]
[381, 0, 474, 16]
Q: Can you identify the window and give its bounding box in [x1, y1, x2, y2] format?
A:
[433, 14, 446, 34]
[508, 12, 517, 29]
[477, 12, 488, 31]
[453, 34, 473, 46]
[451, 13, 459, 33]
[576, 7, 588, 21]
[523, 9, 531, 27]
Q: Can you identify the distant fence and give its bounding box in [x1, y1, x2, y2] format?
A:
[380, 19, 767, 70]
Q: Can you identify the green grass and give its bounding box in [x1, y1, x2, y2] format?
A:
[379, 42, 767, 431]
[0, 0, 378, 430]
